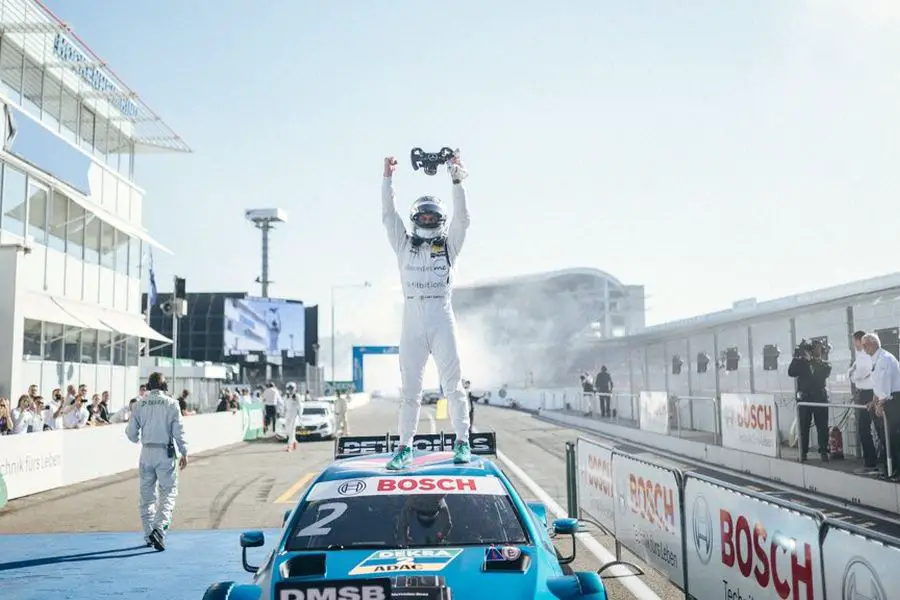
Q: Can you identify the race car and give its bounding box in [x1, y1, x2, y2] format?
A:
[274, 402, 337, 441]
[201, 432, 609, 599]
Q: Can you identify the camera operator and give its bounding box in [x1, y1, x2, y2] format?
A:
[788, 339, 832, 462]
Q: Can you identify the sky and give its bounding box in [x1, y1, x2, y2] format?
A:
[43, 0, 900, 342]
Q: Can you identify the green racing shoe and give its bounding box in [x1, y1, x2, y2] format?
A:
[453, 440, 471, 464]
[386, 445, 414, 470]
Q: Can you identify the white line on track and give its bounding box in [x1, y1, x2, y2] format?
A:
[496, 450, 663, 600]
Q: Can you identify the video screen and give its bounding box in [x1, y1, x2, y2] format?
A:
[223, 297, 305, 358]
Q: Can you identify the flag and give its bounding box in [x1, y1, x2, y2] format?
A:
[148, 248, 158, 307]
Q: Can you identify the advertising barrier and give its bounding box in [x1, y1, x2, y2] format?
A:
[684, 475, 825, 600]
[639, 391, 670, 435]
[720, 393, 779, 457]
[575, 437, 616, 534]
[242, 401, 265, 440]
[0, 411, 248, 503]
[611, 450, 686, 588]
[569, 441, 897, 599]
[821, 520, 893, 600]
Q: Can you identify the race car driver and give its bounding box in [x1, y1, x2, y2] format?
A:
[125, 372, 188, 551]
[398, 494, 453, 545]
[283, 381, 302, 452]
[382, 151, 471, 470]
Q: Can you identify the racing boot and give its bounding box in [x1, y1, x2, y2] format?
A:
[453, 440, 472, 464]
[149, 527, 166, 552]
[386, 445, 414, 470]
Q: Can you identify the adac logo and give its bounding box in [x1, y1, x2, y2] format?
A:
[337, 479, 367, 496]
[691, 494, 713, 565]
[842, 557, 886, 600]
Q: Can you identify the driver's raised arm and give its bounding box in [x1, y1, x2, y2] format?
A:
[382, 157, 406, 255]
[445, 152, 470, 264]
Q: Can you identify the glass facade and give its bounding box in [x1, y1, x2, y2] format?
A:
[23, 319, 139, 367]
[0, 34, 134, 180]
[0, 158, 143, 280]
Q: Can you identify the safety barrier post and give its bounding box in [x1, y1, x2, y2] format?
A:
[565, 441, 578, 518]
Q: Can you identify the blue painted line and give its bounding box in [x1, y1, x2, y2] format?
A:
[0, 529, 280, 599]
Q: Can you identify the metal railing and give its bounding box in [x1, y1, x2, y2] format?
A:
[795, 401, 893, 476]
[671, 395, 719, 443]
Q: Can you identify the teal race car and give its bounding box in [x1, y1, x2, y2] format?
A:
[203, 433, 610, 599]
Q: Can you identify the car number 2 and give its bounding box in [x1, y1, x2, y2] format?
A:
[296, 502, 348, 536]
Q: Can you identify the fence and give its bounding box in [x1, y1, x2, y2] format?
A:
[567, 436, 898, 599]
[567, 390, 875, 462]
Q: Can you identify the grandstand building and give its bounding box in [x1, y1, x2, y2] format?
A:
[452, 268, 645, 386]
[0, 0, 185, 403]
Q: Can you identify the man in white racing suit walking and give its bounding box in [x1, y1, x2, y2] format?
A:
[125, 372, 188, 551]
[283, 381, 302, 452]
[382, 151, 471, 470]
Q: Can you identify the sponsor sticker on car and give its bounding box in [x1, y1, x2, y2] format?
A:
[306, 475, 507, 501]
[275, 577, 390, 600]
[349, 548, 463, 575]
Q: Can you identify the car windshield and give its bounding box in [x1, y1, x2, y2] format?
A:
[285, 475, 529, 551]
[303, 407, 327, 415]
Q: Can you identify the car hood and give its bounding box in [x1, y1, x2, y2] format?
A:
[298, 416, 330, 426]
[272, 546, 554, 599]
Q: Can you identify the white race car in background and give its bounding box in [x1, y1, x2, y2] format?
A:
[274, 402, 336, 441]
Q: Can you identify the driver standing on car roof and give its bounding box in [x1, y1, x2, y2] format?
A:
[125, 372, 188, 551]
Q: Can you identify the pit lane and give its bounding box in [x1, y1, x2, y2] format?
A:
[0, 399, 680, 600]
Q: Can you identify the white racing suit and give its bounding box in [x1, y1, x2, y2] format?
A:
[284, 393, 301, 445]
[335, 394, 349, 435]
[382, 176, 471, 447]
[125, 390, 188, 543]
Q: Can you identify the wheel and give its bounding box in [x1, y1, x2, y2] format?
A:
[202, 582, 235, 600]
[202, 582, 261, 600]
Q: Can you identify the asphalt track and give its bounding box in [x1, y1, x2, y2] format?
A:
[0, 398, 681, 599]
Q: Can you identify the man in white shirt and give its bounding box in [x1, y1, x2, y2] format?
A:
[63, 397, 90, 429]
[261, 382, 281, 435]
[850, 331, 878, 469]
[863, 333, 900, 479]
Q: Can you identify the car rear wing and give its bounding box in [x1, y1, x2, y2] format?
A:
[333, 431, 497, 460]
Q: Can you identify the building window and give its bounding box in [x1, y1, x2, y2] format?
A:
[46, 190, 67, 252]
[41, 70, 62, 132]
[98, 330, 112, 363]
[59, 89, 78, 145]
[67, 199, 85, 259]
[23, 319, 42, 358]
[2, 163, 27, 239]
[83, 212, 101, 264]
[115, 230, 129, 275]
[64, 326, 81, 362]
[0, 37, 23, 104]
[26, 179, 49, 246]
[21, 56, 43, 117]
[43, 322, 63, 361]
[126, 336, 139, 366]
[113, 334, 127, 366]
[100, 221, 116, 269]
[80, 329, 98, 364]
[128, 237, 141, 278]
[79, 105, 96, 152]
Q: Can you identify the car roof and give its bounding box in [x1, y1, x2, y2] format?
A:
[317, 452, 505, 482]
[302, 401, 331, 409]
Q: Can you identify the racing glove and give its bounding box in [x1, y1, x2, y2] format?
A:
[448, 149, 468, 183]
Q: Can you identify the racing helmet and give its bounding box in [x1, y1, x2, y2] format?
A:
[285, 381, 297, 392]
[405, 494, 448, 527]
[409, 196, 447, 242]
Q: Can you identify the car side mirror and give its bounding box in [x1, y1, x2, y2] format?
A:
[282, 509, 292, 526]
[240, 530, 265, 573]
[552, 518, 579, 565]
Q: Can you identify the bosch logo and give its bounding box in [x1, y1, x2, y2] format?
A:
[842, 557, 886, 600]
[691, 495, 713, 565]
[337, 480, 367, 496]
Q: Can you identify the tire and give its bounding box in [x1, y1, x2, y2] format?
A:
[202, 582, 236, 600]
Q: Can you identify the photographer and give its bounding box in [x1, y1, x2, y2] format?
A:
[788, 339, 832, 462]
